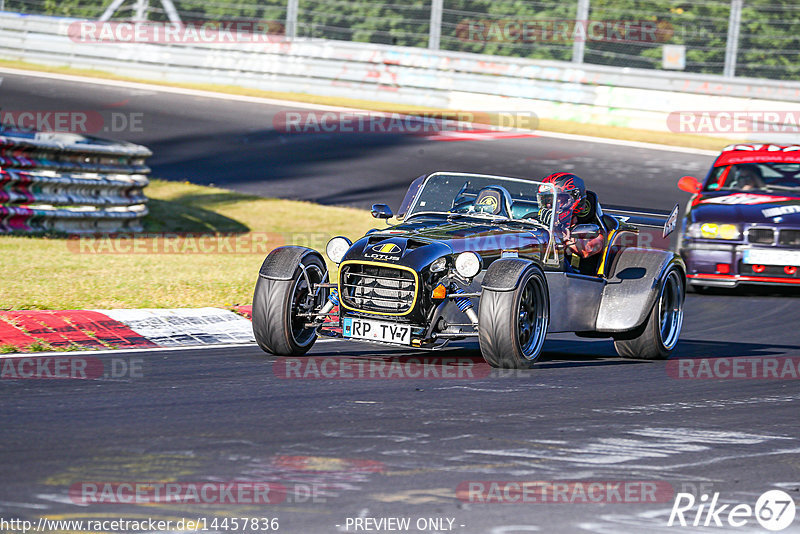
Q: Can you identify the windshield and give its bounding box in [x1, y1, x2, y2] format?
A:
[706, 162, 800, 192]
[398, 172, 570, 265]
[402, 172, 558, 222]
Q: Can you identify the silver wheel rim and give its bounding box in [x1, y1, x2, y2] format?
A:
[290, 264, 324, 347]
[518, 273, 549, 360]
[658, 270, 684, 350]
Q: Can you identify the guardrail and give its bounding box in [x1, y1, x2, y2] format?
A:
[2, 12, 800, 144]
[0, 128, 151, 233]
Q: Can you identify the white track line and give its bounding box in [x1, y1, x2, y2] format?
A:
[0, 66, 719, 156]
[0, 66, 367, 112]
[533, 130, 718, 156]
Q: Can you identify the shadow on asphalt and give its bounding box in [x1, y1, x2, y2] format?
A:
[669, 339, 800, 359]
[305, 339, 643, 371]
[304, 335, 800, 369]
[147, 129, 427, 207]
[690, 285, 800, 298]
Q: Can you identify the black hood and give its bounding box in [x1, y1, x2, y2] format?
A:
[341, 218, 549, 270]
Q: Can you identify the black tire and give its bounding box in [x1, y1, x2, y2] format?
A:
[252, 253, 328, 356]
[614, 267, 684, 360]
[478, 265, 549, 368]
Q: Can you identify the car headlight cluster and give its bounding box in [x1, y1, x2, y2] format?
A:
[688, 223, 741, 240]
[326, 236, 352, 264]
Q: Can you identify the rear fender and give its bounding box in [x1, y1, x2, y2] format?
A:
[596, 248, 685, 332]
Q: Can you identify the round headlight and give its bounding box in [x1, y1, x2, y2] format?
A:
[326, 236, 352, 264]
[718, 224, 740, 240]
[700, 223, 719, 239]
[455, 252, 482, 279]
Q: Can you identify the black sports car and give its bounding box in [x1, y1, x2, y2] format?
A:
[253, 172, 685, 368]
[677, 144, 800, 290]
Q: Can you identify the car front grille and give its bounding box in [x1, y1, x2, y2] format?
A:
[340, 263, 416, 315]
[746, 228, 800, 246]
[779, 229, 800, 247]
[747, 228, 775, 245]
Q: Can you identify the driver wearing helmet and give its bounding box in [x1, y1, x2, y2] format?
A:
[731, 163, 765, 191]
[537, 172, 605, 262]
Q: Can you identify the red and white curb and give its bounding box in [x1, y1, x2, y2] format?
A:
[0, 307, 256, 352]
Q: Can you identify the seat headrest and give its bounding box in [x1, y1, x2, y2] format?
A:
[474, 189, 503, 215]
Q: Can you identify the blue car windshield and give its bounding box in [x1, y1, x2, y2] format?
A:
[707, 163, 800, 192]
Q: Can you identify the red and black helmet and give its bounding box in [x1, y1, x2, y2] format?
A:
[537, 172, 588, 225]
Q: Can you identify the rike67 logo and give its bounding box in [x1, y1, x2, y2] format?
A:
[668, 490, 796, 531]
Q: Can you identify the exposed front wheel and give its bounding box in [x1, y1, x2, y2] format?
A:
[614, 267, 684, 360]
[252, 251, 328, 356]
[478, 265, 549, 368]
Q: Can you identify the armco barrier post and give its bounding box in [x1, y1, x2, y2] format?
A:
[286, 0, 299, 40]
[429, 0, 442, 50]
[572, 0, 590, 64]
[723, 0, 743, 78]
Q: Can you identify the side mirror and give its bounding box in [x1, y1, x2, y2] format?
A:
[572, 223, 602, 240]
[678, 175, 702, 194]
[371, 204, 393, 219]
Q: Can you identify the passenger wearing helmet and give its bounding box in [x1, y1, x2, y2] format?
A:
[537, 172, 605, 262]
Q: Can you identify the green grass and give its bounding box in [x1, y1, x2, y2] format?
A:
[0, 59, 734, 152]
[0, 179, 377, 310]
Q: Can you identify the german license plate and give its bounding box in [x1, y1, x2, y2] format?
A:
[342, 317, 411, 345]
[743, 248, 800, 266]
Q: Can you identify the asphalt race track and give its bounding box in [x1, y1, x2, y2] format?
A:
[2, 71, 800, 533]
